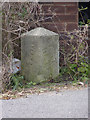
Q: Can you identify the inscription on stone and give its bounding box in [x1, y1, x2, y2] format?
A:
[21, 27, 59, 83]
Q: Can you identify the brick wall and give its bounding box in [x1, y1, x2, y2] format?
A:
[39, 2, 78, 33]
[13, 2, 79, 59]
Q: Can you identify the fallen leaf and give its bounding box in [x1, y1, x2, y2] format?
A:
[77, 82, 84, 86]
[64, 86, 67, 89]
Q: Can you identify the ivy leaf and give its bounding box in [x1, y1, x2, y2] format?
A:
[70, 64, 77, 69]
[78, 67, 86, 72]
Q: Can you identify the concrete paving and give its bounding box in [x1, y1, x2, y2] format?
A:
[0, 87, 88, 118]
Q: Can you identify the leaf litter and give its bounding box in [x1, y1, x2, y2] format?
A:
[0, 81, 87, 100]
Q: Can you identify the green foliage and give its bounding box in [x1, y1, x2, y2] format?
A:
[79, 21, 85, 25]
[10, 74, 24, 90]
[24, 81, 37, 88]
[7, 74, 37, 90]
[59, 24, 88, 83]
[78, 6, 88, 12]
[87, 19, 90, 25]
[79, 6, 89, 25]
[59, 56, 88, 82]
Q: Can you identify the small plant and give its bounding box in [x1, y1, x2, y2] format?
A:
[9, 74, 24, 90]
[77, 56, 88, 81]
[25, 81, 37, 88]
[59, 57, 88, 83]
[79, 6, 90, 25]
[59, 25, 88, 83]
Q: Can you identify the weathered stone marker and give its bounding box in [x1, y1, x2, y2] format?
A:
[21, 27, 59, 83]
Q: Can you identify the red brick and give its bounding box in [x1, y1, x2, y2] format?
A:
[66, 23, 78, 31]
[39, 2, 78, 6]
[40, 23, 66, 33]
[51, 2, 78, 6]
[39, 2, 53, 5]
[66, 6, 78, 14]
[55, 15, 78, 22]
[43, 14, 78, 23]
[40, 5, 65, 14]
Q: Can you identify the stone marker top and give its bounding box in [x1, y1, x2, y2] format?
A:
[21, 27, 58, 37]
